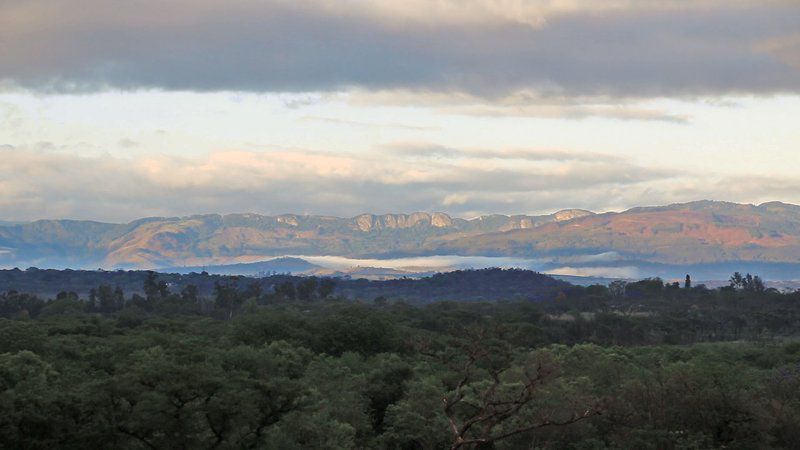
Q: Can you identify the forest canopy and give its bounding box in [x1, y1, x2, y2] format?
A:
[1, 268, 800, 449]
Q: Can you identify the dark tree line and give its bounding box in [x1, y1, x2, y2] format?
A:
[0, 271, 341, 321]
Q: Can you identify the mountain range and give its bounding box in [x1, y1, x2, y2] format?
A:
[1, 201, 800, 280]
[0, 209, 593, 268]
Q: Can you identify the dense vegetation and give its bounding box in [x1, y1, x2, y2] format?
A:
[0, 267, 570, 303]
[2, 269, 800, 449]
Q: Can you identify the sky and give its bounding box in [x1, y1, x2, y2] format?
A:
[1, 0, 799, 223]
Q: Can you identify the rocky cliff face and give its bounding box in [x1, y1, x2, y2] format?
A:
[553, 209, 594, 222]
[352, 212, 457, 232]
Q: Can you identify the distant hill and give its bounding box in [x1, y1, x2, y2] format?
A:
[2, 201, 800, 280]
[165, 256, 437, 280]
[431, 201, 800, 265]
[162, 257, 324, 276]
[336, 268, 571, 302]
[0, 210, 592, 269]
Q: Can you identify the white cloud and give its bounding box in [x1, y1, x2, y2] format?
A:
[0, 145, 681, 222]
[346, 89, 691, 122]
[550, 266, 641, 279]
[1, 143, 798, 222]
[442, 194, 470, 206]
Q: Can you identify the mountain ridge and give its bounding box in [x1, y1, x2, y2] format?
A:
[0, 209, 594, 268]
[1, 201, 799, 272]
[431, 201, 800, 265]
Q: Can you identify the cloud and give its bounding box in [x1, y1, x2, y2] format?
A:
[663, 175, 800, 206]
[0, 103, 24, 130]
[0, 145, 680, 222]
[758, 32, 800, 70]
[384, 144, 623, 162]
[442, 194, 470, 207]
[2, 142, 797, 223]
[549, 266, 641, 279]
[118, 138, 139, 148]
[300, 255, 543, 271]
[348, 90, 691, 122]
[1, 0, 798, 100]
[443, 103, 689, 123]
[298, 116, 438, 131]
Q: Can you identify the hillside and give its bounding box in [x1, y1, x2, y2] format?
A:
[432, 201, 800, 265]
[0, 210, 592, 269]
[162, 257, 324, 277]
[2, 201, 800, 275]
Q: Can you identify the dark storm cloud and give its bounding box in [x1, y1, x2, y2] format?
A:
[1, 0, 798, 98]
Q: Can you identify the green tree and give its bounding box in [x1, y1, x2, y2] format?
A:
[0, 351, 62, 448]
[180, 284, 199, 303]
[319, 278, 337, 299]
[297, 278, 318, 302]
[97, 284, 116, 313]
[143, 271, 160, 301]
[214, 281, 243, 320]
